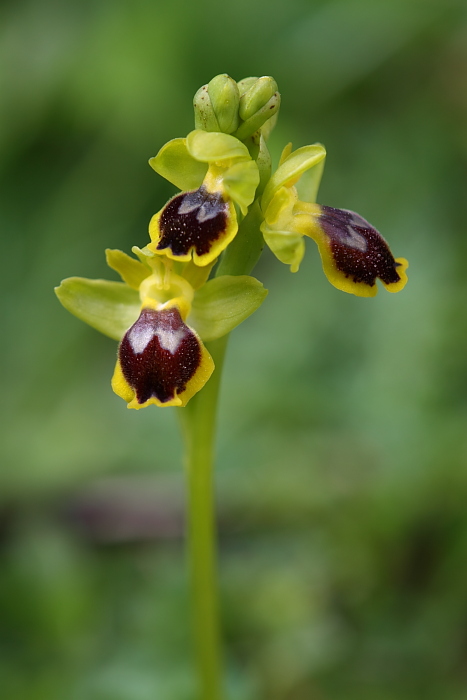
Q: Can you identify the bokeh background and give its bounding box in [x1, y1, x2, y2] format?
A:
[2, 0, 467, 698]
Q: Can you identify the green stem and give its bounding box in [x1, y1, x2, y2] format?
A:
[179, 335, 229, 700]
[178, 198, 264, 699]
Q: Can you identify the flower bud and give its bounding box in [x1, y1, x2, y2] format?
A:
[239, 76, 278, 121]
[237, 76, 258, 97]
[207, 74, 240, 134]
[193, 84, 220, 132]
[234, 77, 280, 141]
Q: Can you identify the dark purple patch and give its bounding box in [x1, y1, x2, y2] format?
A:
[319, 205, 401, 286]
[157, 186, 228, 257]
[119, 307, 201, 404]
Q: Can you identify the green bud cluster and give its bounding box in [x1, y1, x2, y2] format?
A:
[194, 74, 280, 142]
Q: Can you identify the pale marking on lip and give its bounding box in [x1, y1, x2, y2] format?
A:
[343, 225, 367, 252]
[128, 323, 188, 356]
[197, 203, 222, 223]
[128, 324, 155, 354]
[178, 197, 200, 215]
[156, 327, 187, 354]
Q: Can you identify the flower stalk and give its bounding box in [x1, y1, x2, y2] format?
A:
[179, 335, 228, 700]
[54, 73, 408, 700]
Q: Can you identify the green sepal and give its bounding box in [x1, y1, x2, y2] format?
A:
[261, 228, 305, 274]
[186, 130, 250, 164]
[149, 138, 207, 191]
[55, 277, 140, 341]
[262, 144, 326, 212]
[295, 151, 326, 203]
[223, 160, 260, 215]
[188, 275, 268, 342]
[208, 74, 240, 134]
[193, 84, 221, 132]
[105, 249, 151, 290]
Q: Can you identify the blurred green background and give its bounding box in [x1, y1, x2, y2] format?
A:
[2, 0, 467, 698]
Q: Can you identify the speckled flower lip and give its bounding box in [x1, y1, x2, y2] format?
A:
[120, 307, 201, 404]
[156, 187, 229, 259]
[112, 305, 214, 409]
[317, 205, 404, 287]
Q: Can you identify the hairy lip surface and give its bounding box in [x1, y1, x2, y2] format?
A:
[119, 307, 201, 404]
[157, 187, 228, 257]
[319, 205, 401, 286]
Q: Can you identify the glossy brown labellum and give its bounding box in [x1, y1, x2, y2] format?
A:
[157, 186, 228, 257]
[319, 206, 402, 286]
[119, 307, 201, 404]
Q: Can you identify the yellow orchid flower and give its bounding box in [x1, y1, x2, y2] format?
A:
[261, 143, 408, 296]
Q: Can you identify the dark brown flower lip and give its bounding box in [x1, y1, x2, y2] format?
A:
[156, 186, 229, 258]
[319, 205, 402, 286]
[119, 307, 202, 405]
